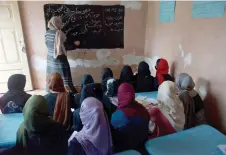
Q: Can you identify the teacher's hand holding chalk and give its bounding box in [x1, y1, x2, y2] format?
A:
[74, 41, 80, 46]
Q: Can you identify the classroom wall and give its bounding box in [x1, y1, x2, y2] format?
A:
[145, 1, 226, 133]
[18, 1, 148, 89]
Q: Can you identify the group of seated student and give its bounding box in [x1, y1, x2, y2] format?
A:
[0, 58, 206, 155]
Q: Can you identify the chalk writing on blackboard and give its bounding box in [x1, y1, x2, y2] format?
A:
[44, 4, 125, 50]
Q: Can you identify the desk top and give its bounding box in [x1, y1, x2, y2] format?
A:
[135, 91, 158, 99]
[0, 113, 23, 148]
[145, 125, 226, 155]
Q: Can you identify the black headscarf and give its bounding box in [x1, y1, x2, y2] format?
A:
[106, 78, 119, 97]
[0, 74, 31, 113]
[73, 83, 104, 131]
[138, 61, 151, 76]
[81, 74, 94, 89]
[136, 62, 154, 92]
[8, 74, 26, 95]
[80, 83, 103, 105]
[119, 65, 134, 84]
[101, 68, 113, 92]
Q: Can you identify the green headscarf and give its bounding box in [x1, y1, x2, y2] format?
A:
[17, 95, 55, 147]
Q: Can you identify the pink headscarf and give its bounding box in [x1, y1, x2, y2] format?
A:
[76, 97, 112, 155]
[117, 83, 149, 120]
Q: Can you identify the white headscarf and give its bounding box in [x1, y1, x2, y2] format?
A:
[157, 81, 185, 132]
[48, 16, 67, 59]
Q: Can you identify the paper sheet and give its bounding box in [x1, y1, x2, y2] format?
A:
[192, 1, 225, 18]
[217, 144, 226, 154]
[159, 0, 176, 23]
[135, 95, 158, 105]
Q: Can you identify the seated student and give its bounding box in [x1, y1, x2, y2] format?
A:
[73, 83, 116, 131]
[73, 74, 94, 109]
[176, 73, 206, 129]
[0, 74, 31, 114]
[16, 95, 68, 155]
[101, 68, 113, 93]
[149, 81, 185, 138]
[154, 58, 173, 89]
[119, 65, 136, 88]
[68, 97, 112, 155]
[104, 78, 119, 107]
[135, 61, 154, 92]
[44, 72, 72, 130]
[111, 83, 149, 153]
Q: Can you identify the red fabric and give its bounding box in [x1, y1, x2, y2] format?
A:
[156, 58, 169, 86]
[149, 107, 176, 139]
[117, 83, 149, 120]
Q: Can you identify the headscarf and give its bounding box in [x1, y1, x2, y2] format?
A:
[157, 81, 185, 132]
[0, 74, 31, 113]
[80, 83, 103, 104]
[47, 72, 71, 129]
[138, 61, 151, 76]
[8, 74, 26, 94]
[101, 68, 113, 92]
[119, 65, 134, 84]
[74, 97, 112, 155]
[106, 78, 119, 106]
[176, 73, 197, 97]
[73, 83, 103, 131]
[106, 78, 119, 97]
[81, 74, 94, 89]
[156, 58, 169, 86]
[136, 61, 154, 92]
[48, 16, 67, 59]
[176, 73, 197, 129]
[117, 83, 149, 120]
[17, 95, 56, 146]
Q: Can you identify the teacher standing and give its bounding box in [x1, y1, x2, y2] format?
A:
[45, 16, 79, 93]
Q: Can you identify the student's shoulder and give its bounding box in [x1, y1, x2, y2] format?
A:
[111, 110, 129, 126]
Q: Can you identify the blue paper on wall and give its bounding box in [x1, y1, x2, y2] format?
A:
[192, 1, 225, 18]
[159, 1, 176, 23]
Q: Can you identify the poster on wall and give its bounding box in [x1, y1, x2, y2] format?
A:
[44, 4, 125, 50]
[192, 1, 225, 18]
[159, 0, 176, 23]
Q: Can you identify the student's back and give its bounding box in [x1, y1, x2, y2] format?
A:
[111, 83, 149, 152]
[16, 96, 68, 155]
[0, 74, 31, 114]
[119, 65, 136, 89]
[136, 61, 154, 92]
[176, 73, 206, 129]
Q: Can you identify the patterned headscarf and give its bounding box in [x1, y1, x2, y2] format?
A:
[101, 68, 113, 92]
